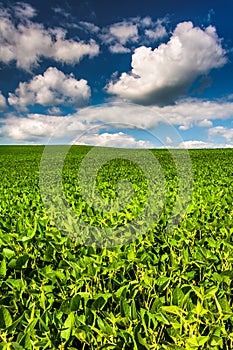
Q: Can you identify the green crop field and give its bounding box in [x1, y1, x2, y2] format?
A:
[0, 145, 233, 349]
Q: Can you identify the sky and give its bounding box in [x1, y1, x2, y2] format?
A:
[0, 0, 233, 148]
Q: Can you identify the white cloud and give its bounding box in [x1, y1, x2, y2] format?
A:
[99, 19, 139, 53]
[179, 125, 190, 131]
[99, 17, 169, 54]
[107, 21, 227, 105]
[2, 99, 233, 145]
[197, 119, 213, 127]
[208, 126, 233, 142]
[51, 32, 99, 65]
[109, 22, 138, 45]
[52, 6, 72, 19]
[143, 17, 169, 42]
[79, 21, 100, 33]
[0, 6, 99, 70]
[165, 136, 173, 144]
[0, 114, 62, 141]
[2, 112, 233, 149]
[0, 113, 90, 142]
[47, 107, 62, 115]
[13, 2, 37, 20]
[0, 91, 6, 111]
[140, 16, 153, 28]
[109, 43, 130, 54]
[0, 111, 155, 147]
[145, 24, 167, 41]
[75, 100, 233, 130]
[74, 131, 154, 148]
[8, 67, 91, 109]
[178, 140, 233, 149]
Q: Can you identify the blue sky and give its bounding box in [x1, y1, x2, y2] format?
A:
[0, 0, 233, 148]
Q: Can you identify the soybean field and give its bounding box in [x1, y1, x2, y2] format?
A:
[0, 146, 233, 349]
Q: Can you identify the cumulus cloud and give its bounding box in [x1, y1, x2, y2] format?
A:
[108, 22, 138, 45]
[4, 100, 221, 144]
[107, 21, 227, 105]
[74, 131, 154, 148]
[51, 30, 99, 64]
[145, 24, 167, 41]
[0, 5, 99, 70]
[0, 113, 91, 142]
[197, 119, 213, 127]
[8, 67, 91, 109]
[143, 17, 169, 43]
[52, 6, 71, 19]
[99, 17, 169, 54]
[1, 100, 233, 148]
[47, 107, 62, 115]
[0, 112, 154, 147]
[109, 43, 130, 54]
[178, 140, 233, 149]
[0, 114, 61, 141]
[75, 100, 233, 131]
[140, 16, 153, 28]
[165, 136, 173, 144]
[99, 20, 138, 53]
[208, 126, 233, 142]
[13, 2, 37, 20]
[0, 91, 6, 111]
[79, 21, 100, 33]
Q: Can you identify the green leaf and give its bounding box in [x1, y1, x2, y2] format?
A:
[97, 317, 113, 335]
[205, 286, 218, 298]
[0, 259, 6, 278]
[172, 287, 185, 306]
[70, 294, 81, 311]
[186, 336, 199, 347]
[197, 336, 209, 346]
[14, 255, 30, 270]
[130, 299, 137, 320]
[11, 343, 25, 350]
[115, 285, 127, 299]
[24, 334, 32, 350]
[7, 313, 25, 333]
[2, 248, 15, 259]
[155, 312, 170, 325]
[157, 277, 170, 292]
[61, 312, 75, 341]
[120, 299, 130, 318]
[91, 296, 106, 310]
[0, 306, 12, 328]
[162, 306, 184, 315]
